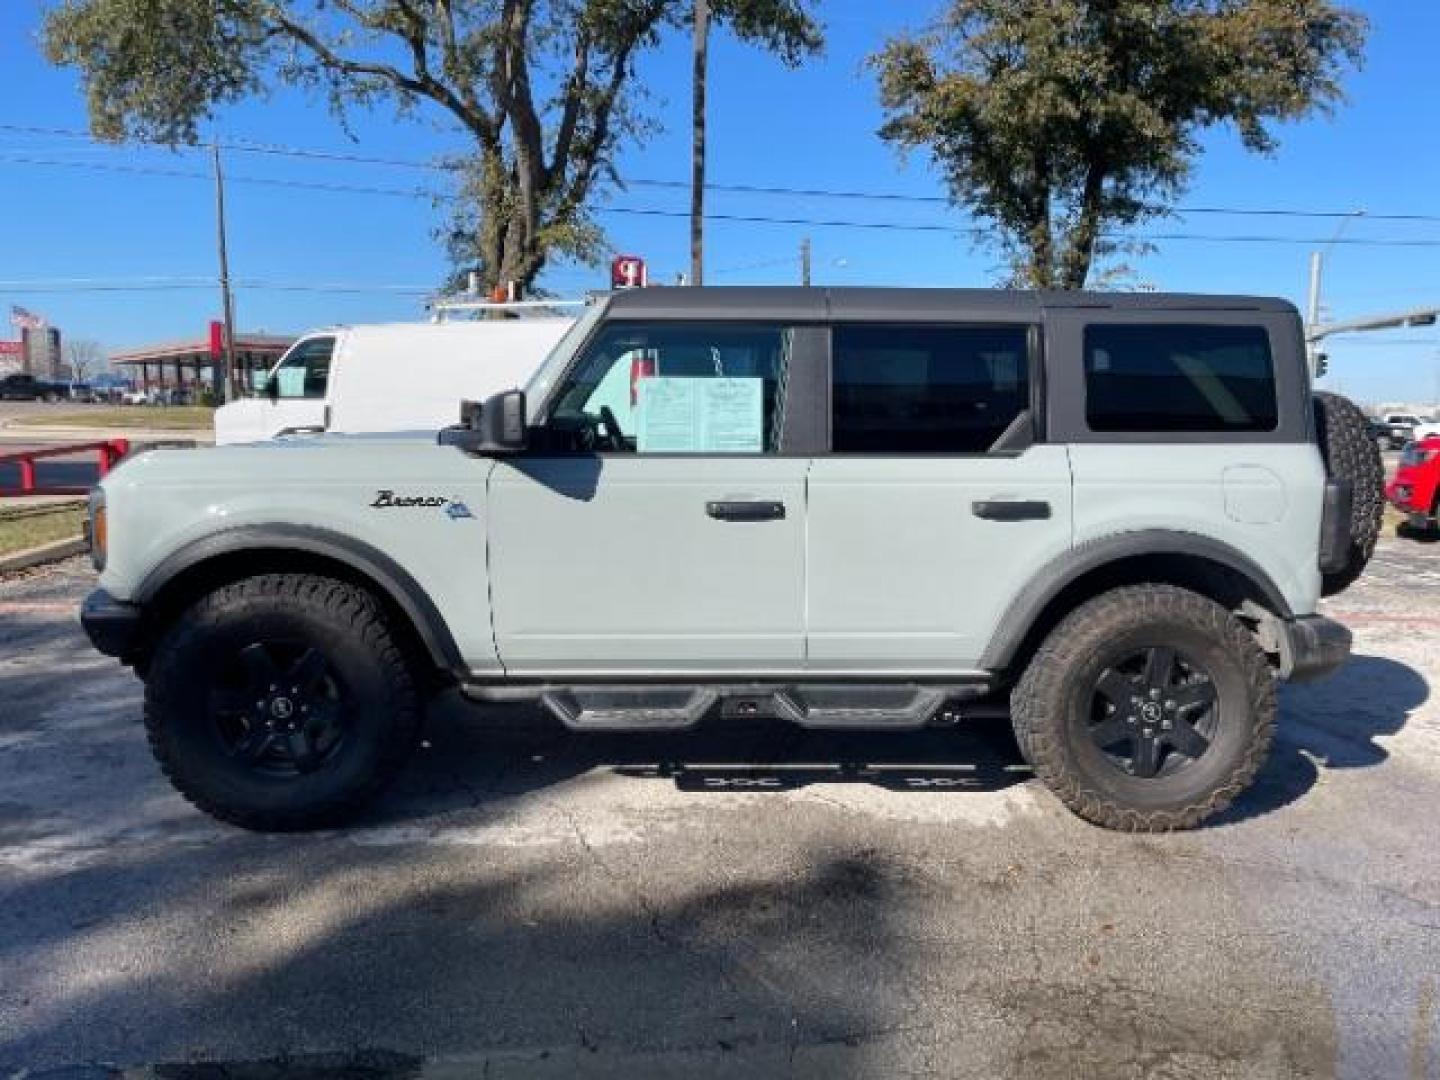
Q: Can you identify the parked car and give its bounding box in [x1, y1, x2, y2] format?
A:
[81, 287, 1384, 834]
[88, 374, 135, 402]
[0, 373, 64, 401]
[1376, 412, 1428, 449]
[1411, 418, 1440, 442]
[1387, 435, 1440, 532]
[212, 319, 575, 444]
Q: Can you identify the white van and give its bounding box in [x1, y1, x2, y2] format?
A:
[214, 319, 574, 445]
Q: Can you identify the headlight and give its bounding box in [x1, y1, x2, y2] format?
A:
[88, 487, 107, 571]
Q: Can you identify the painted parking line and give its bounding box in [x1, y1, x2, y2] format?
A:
[1326, 610, 1440, 629]
[0, 600, 78, 615]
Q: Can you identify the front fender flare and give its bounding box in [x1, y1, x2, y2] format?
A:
[135, 524, 464, 675]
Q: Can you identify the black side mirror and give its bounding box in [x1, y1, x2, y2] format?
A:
[265, 375, 279, 402]
[440, 389, 527, 455]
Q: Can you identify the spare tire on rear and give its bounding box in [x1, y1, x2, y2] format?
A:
[1313, 390, 1384, 596]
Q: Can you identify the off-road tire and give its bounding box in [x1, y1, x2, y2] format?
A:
[144, 573, 422, 831]
[1011, 584, 1275, 832]
[1313, 390, 1384, 595]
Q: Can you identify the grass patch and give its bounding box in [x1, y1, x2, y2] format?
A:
[9, 406, 214, 431]
[0, 502, 86, 557]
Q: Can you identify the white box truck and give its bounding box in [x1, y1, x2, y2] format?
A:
[214, 318, 574, 445]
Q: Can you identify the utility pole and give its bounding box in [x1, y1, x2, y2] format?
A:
[1305, 250, 1323, 377]
[212, 143, 239, 401]
[689, 0, 709, 287]
[1306, 250, 1323, 330]
[1305, 209, 1366, 378]
[800, 237, 812, 286]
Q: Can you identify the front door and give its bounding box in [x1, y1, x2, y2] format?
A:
[487, 320, 811, 677]
[805, 322, 1074, 672]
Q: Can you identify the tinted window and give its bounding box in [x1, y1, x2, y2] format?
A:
[831, 325, 1030, 453]
[1084, 325, 1277, 433]
[550, 322, 791, 453]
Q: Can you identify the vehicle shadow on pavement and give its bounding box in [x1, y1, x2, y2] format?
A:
[373, 699, 1032, 825]
[383, 651, 1425, 830]
[1216, 652, 1427, 825]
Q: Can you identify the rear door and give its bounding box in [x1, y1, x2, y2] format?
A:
[805, 321, 1073, 672]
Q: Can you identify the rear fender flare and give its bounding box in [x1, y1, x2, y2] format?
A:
[980, 529, 1294, 672]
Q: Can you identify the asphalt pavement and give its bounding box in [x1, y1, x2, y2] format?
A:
[1, 547, 1438, 1078]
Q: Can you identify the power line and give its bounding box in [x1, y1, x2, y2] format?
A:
[10, 152, 1440, 248]
[6, 121, 1440, 224]
[0, 154, 432, 199]
[601, 205, 1440, 247]
[0, 275, 436, 295]
[0, 122, 451, 172]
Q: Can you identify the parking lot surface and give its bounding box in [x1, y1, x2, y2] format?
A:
[2, 546, 1439, 1078]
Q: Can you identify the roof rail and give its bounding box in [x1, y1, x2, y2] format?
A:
[427, 297, 591, 323]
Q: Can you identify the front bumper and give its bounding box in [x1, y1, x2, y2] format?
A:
[80, 588, 143, 660]
[1277, 614, 1352, 683]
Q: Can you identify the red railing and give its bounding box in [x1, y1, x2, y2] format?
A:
[0, 439, 130, 498]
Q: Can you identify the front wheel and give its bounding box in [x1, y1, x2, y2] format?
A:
[1011, 584, 1275, 831]
[144, 573, 422, 831]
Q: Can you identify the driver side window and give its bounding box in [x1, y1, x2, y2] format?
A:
[269, 337, 335, 400]
[548, 322, 792, 454]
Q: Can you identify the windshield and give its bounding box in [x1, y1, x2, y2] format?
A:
[524, 299, 608, 409]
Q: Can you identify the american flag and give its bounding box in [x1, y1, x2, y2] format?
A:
[10, 306, 46, 331]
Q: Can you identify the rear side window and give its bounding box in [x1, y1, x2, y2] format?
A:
[1084, 324, 1277, 433]
[831, 324, 1030, 453]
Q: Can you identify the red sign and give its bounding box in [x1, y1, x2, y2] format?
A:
[0, 340, 21, 355]
[611, 255, 647, 289]
[208, 320, 224, 360]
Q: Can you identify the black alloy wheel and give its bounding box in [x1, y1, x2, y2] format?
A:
[209, 641, 349, 776]
[1087, 646, 1218, 779]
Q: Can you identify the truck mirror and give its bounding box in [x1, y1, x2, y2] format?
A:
[264, 375, 279, 402]
[484, 389, 528, 452]
[440, 389, 527, 455]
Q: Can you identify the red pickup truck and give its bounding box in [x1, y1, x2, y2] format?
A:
[1387, 435, 1440, 531]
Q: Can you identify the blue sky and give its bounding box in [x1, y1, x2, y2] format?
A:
[2, 0, 1439, 403]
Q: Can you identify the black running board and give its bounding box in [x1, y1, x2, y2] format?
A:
[774, 686, 950, 730]
[540, 687, 721, 732]
[463, 682, 991, 733]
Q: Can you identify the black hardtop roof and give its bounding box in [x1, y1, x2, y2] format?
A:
[604, 286, 1297, 322]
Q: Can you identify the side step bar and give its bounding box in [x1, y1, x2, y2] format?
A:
[773, 686, 950, 730]
[540, 688, 720, 732]
[462, 682, 992, 733]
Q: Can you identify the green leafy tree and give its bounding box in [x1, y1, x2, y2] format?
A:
[43, 0, 822, 293]
[871, 0, 1366, 289]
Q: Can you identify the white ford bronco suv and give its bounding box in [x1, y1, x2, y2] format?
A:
[80, 288, 1383, 832]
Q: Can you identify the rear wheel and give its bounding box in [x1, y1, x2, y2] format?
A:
[1012, 584, 1275, 831]
[144, 573, 421, 831]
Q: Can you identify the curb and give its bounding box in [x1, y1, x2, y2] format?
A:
[0, 535, 87, 574]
